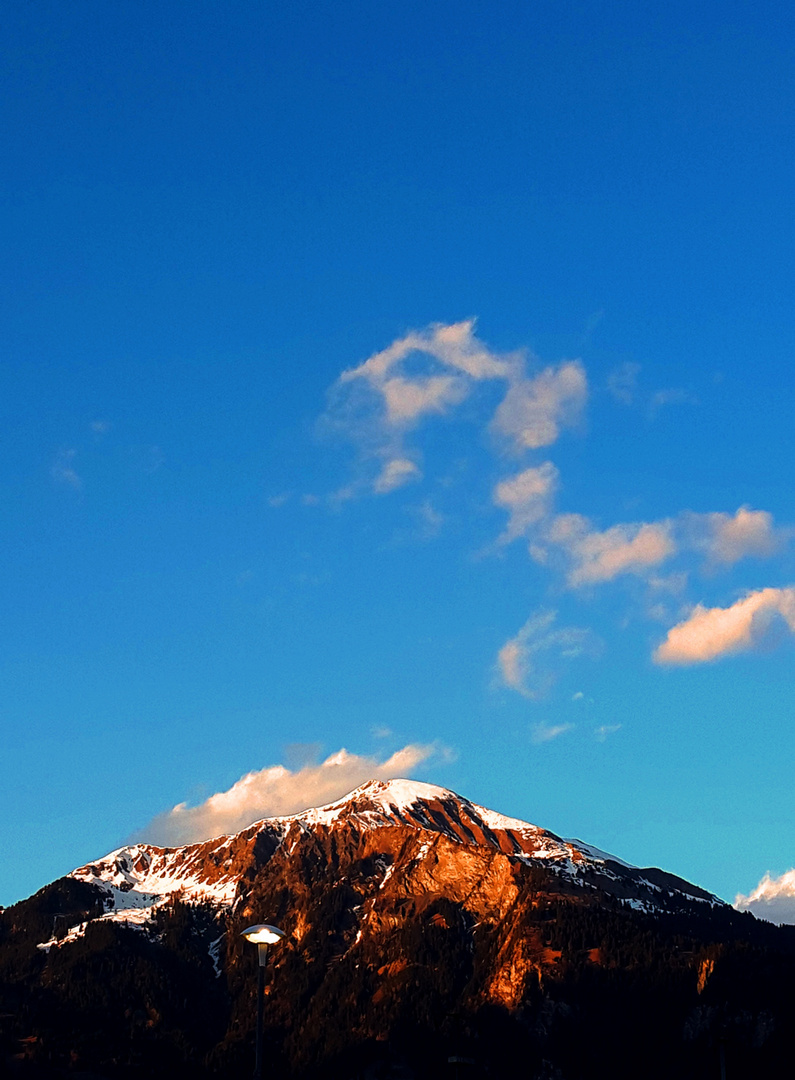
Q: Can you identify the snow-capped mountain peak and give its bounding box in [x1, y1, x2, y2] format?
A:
[40, 778, 722, 953]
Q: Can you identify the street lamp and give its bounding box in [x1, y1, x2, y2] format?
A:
[241, 924, 286, 1080]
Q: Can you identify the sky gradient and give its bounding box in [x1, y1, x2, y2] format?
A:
[2, 1, 794, 915]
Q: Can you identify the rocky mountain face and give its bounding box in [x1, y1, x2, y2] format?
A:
[2, 780, 795, 1079]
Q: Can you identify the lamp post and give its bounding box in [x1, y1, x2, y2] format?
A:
[241, 924, 286, 1080]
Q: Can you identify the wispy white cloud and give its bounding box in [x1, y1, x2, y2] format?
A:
[340, 319, 511, 393]
[606, 365, 696, 416]
[411, 499, 445, 540]
[549, 505, 787, 586]
[528, 512, 676, 587]
[327, 482, 360, 506]
[646, 572, 689, 597]
[338, 319, 508, 430]
[131, 444, 164, 475]
[491, 360, 587, 452]
[380, 374, 467, 424]
[594, 724, 621, 742]
[735, 869, 795, 925]
[682, 506, 787, 567]
[649, 387, 697, 415]
[140, 744, 442, 846]
[654, 586, 795, 665]
[498, 485, 785, 591]
[497, 610, 599, 699]
[531, 721, 573, 744]
[493, 463, 559, 543]
[560, 518, 677, 587]
[374, 457, 421, 494]
[493, 464, 679, 589]
[328, 320, 586, 497]
[607, 362, 641, 405]
[51, 448, 82, 489]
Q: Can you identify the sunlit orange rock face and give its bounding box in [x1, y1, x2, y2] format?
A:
[214, 780, 722, 1036]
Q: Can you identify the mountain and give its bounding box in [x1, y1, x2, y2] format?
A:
[57, 779, 722, 937]
[2, 779, 795, 1080]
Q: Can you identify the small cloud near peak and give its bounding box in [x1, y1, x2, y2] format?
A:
[735, 868, 795, 925]
[139, 743, 443, 846]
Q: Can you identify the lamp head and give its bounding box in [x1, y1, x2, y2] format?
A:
[242, 924, 286, 946]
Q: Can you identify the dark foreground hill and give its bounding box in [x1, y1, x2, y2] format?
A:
[2, 780, 794, 1079]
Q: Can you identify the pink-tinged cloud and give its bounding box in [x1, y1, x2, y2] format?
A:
[140, 744, 442, 846]
[497, 609, 598, 699]
[493, 462, 559, 542]
[381, 375, 467, 424]
[561, 519, 676, 586]
[683, 505, 786, 566]
[735, 868, 795, 925]
[654, 586, 795, 665]
[497, 638, 528, 693]
[491, 360, 587, 451]
[340, 319, 511, 420]
[329, 321, 588, 500]
[535, 504, 786, 590]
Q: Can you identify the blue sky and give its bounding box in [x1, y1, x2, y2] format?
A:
[2, 1, 794, 913]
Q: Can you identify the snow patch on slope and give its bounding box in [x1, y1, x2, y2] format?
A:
[72, 844, 238, 907]
[565, 839, 633, 868]
[38, 905, 157, 952]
